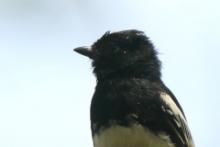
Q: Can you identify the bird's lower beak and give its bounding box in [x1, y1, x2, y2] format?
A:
[73, 46, 93, 58]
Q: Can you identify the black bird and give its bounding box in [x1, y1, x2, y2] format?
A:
[74, 30, 195, 147]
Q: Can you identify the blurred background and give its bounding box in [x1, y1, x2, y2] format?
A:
[0, 0, 219, 147]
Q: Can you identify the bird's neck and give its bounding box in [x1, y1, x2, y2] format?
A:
[94, 62, 161, 81]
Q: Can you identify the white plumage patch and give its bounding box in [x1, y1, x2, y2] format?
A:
[93, 124, 175, 147]
[160, 92, 185, 120]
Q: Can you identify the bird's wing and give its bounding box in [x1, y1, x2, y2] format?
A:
[136, 92, 195, 147]
[159, 92, 194, 147]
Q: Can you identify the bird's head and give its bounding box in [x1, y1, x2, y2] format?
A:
[74, 30, 161, 80]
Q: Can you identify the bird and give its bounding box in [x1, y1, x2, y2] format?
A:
[74, 30, 195, 147]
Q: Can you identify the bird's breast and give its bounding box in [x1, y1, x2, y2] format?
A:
[93, 123, 175, 147]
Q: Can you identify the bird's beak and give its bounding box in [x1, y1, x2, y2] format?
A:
[73, 46, 93, 59]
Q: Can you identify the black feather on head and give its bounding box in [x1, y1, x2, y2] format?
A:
[74, 29, 161, 81]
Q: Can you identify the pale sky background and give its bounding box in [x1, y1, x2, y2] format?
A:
[0, 0, 219, 147]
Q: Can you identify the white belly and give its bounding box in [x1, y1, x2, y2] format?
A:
[93, 124, 175, 147]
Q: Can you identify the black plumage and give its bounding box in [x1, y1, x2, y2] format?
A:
[74, 30, 194, 147]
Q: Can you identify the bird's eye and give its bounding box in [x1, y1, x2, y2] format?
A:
[123, 50, 127, 54]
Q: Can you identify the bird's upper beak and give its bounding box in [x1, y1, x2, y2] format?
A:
[73, 46, 93, 59]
